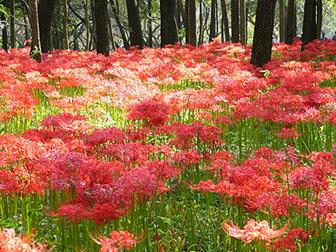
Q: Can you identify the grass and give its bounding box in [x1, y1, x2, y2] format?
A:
[0, 82, 335, 251]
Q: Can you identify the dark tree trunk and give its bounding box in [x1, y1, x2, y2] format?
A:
[285, 0, 295, 44]
[251, 0, 276, 67]
[239, 0, 246, 44]
[220, 0, 230, 42]
[302, 0, 317, 46]
[186, 0, 196, 46]
[21, 1, 30, 40]
[29, 0, 42, 62]
[110, 0, 130, 49]
[316, 0, 322, 39]
[210, 0, 216, 41]
[279, 0, 285, 42]
[160, 0, 178, 47]
[126, 0, 144, 48]
[231, 0, 239, 42]
[94, 0, 109, 55]
[62, 0, 69, 49]
[148, 0, 153, 47]
[10, 0, 15, 48]
[198, 0, 203, 44]
[1, 9, 8, 51]
[38, 0, 56, 52]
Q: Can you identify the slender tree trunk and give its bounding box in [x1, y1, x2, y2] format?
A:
[294, 1, 297, 36]
[21, 1, 30, 40]
[160, 0, 178, 47]
[38, 0, 56, 52]
[231, 0, 239, 42]
[279, 0, 285, 42]
[110, 0, 130, 49]
[148, 0, 153, 47]
[239, 0, 246, 44]
[62, 0, 69, 49]
[126, 0, 144, 48]
[302, 0, 317, 46]
[316, 0, 322, 39]
[198, 0, 203, 44]
[85, 0, 90, 50]
[285, 0, 295, 44]
[186, 0, 190, 44]
[177, 0, 186, 29]
[210, 0, 216, 41]
[245, 5, 248, 42]
[251, 0, 276, 67]
[10, 0, 15, 48]
[186, 0, 196, 46]
[1, 7, 8, 51]
[107, 7, 115, 50]
[29, 0, 42, 61]
[220, 0, 230, 42]
[94, 0, 109, 55]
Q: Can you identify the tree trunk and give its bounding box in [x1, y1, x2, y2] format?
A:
[220, 0, 230, 42]
[198, 0, 203, 44]
[285, 0, 295, 44]
[186, 0, 196, 46]
[160, 0, 178, 47]
[1, 7, 8, 51]
[85, 0, 90, 50]
[10, 0, 15, 48]
[210, 0, 216, 41]
[29, 0, 42, 62]
[316, 0, 322, 39]
[94, 0, 109, 55]
[38, 0, 56, 52]
[62, 0, 69, 49]
[251, 0, 276, 67]
[293, 1, 297, 36]
[110, 0, 130, 49]
[126, 0, 144, 48]
[107, 7, 115, 50]
[148, 0, 153, 47]
[279, 0, 285, 42]
[185, 0, 189, 44]
[239, 0, 246, 44]
[231, 0, 239, 42]
[302, 0, 317, 46]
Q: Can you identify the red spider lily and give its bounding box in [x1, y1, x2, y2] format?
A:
[128, 99, 170, 126]
[0, 228, 47, 252]
[271, 228, 309, 252]
[247, 192, 306, 217]
[223, 219, 288, 244]
[93, 230, 138, 252]
[84, 127, 126, 146]
[277, 127, 300, 140]
[325, 213, 336, 227]
[0, 170, 20, 194]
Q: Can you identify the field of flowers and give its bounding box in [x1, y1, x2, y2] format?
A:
[0, 39, 335, 251]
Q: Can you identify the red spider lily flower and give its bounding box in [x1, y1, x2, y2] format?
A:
[248, 192, 306, 217]
[0, 170, 20, 194]
[84, 127, 126, 146]
[94, 230, 138, 252]
[0, 228, 47, 252]
[325, 213, 336, 227]
[128, 99, 170, 126]
[215, 115, 232, 126]
[271, 228, 309, 252]
[41, 113, 86, 129]
[277, 127, 300, 140]
[223, 219, 288, 244]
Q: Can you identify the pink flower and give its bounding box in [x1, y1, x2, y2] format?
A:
[223, 219, 288, 243]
